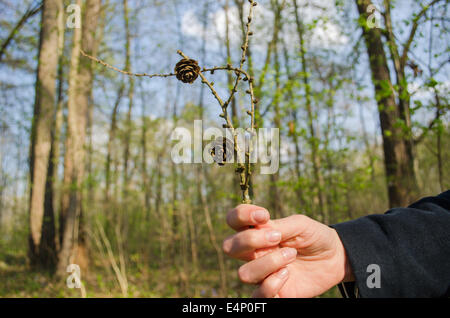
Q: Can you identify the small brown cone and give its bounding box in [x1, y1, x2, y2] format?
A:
[174, 58, 200, 84]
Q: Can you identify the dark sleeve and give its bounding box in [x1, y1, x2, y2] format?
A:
[331, 190, 450, 298]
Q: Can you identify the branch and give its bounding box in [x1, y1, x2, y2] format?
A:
[0, 2, 43, 63]
[80, 49, 176, 78]
[81, 50, 251, 80]
[383, 0, 403, 78]
[400, 0, 442, 68]
[225, 0, 256, 122]
[414, 85, 447, 145]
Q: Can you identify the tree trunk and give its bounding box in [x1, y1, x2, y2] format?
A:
[86, 0, 105, 209]
[28, 0, 61, 267]
[293, 0, 328, 223]
[154, 152, 166, 267]
[139, 83, 151, 218]
[281, 35, 306, 209]
[122, 0, 134, 199]
[356, 0, 418, 207]
[41, 0, 66, 271]
[57, 0, 102, 277]
[358, 100, 376, 181]
[60, 0, 82, 247]
[105, 86, 125, 203]
[200, 169, 228, 297]
[269, 1, 285, 218]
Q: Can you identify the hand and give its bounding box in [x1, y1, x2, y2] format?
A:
[222, 204, 354, 298]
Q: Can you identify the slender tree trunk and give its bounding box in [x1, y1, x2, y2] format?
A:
[433, 90, 444, 192]
[358, 100, 376, 181]
[0, 139, 4, 229]
[269, 1, 285, 218]
[281, 36, 306, 209]
[154, 152, 166, 267]
[185, 198, 198, 273]
[60, 0, 82, 246]
[28, 0, 61, 267]
[178, 165, 190, 294]
[105, 87, 125, 203]
[139, 83, 151, 218]
[122, 0, 134, 199]
[199, 169, 228, 297]
[293, 0, 328, 223]
[86, 0, 105, 210]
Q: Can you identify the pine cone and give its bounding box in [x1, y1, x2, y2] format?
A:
[209, 137, 234, 166]
[174, 58, 200, 84]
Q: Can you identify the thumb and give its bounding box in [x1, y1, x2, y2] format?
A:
[270, 214, 317, 246]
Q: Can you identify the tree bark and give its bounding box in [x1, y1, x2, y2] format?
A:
[269, 0, 285, 219]
[122, 0, 134, 198]
[57, 0, 102, 277]
[41, 0, 66, 271]
[200, 169, 228, 297]
[105, 86, 125, 203]
[28, 0, 62, 267]
[60, 0, 82, 247]
[281, 35, 306, 209]
[293, 0, 328, 222]
[356, 0, 418, 207]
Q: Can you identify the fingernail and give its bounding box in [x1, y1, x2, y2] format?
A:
[276, 267, 288, 278]
[265, 230, 281, 242]
[281, 248, 297, 260]
[252, 210, 268, 223]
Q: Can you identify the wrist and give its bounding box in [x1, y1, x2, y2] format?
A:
[342, 247, 355, 282]
[333, 229, 355, 283]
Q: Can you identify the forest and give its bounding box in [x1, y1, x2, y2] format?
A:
[0, 0, 448, 298]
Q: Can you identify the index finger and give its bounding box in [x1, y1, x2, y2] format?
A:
[226, 204, 270, 231]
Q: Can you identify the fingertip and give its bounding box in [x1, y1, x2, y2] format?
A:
[252, 209, 269, 224]
[252, 267, 289, 298]
[222, 238, 231, 255]
[227, 205, 270, 230]
[238, 265, 251, 284]
[281, 247, 297, 260]
[275, 266, 289, 278]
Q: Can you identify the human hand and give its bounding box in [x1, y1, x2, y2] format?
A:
[222, 204, 354, 298]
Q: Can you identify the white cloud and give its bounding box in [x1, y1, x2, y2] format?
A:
[408, 80, 450, 100]
[181, 2, 274, 53]
[181, 0, 348, 55]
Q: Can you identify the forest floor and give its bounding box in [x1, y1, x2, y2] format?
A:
[0, 250, 340, 298]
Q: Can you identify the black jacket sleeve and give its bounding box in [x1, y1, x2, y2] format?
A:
[331, 190, 450, 298]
